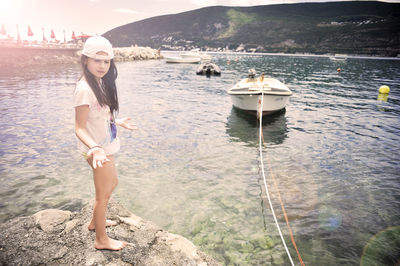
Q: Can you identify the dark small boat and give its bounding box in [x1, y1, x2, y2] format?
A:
[196, 63, 221, 76]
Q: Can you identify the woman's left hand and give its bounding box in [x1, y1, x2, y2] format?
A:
[116, 117, 138, 131]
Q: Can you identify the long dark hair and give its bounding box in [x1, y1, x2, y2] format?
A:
[80, 55, 119, 114]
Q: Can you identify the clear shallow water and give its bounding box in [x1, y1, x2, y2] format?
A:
[0, 54, 399, 265]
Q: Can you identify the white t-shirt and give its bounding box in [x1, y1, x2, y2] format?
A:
[73, 79, 120, 155]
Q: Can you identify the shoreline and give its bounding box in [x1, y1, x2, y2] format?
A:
[1, 44, 398, 69]
[162, 50, 400, 61]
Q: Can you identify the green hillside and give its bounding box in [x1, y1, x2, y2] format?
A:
[103, 1, 400, 56]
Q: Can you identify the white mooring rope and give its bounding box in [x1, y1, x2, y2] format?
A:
[258, 91, 295, 266]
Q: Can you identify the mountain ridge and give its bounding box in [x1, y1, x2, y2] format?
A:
[103, 1, 400, 56]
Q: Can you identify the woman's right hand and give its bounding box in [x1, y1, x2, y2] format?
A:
[87, 147, 110, 169]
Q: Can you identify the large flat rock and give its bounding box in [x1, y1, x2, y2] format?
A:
[0, 200, 220, 266]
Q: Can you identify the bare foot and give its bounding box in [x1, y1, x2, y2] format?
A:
[88, 219, 118, 231]
[95, 237, 127, 251]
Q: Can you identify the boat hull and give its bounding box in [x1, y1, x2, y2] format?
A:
[329, 57, 347, 61]
[229, 93, 290, 115]
[227, 77, 292, 116]
[165, 56, 201, 64]
[196, 63, 221, 76]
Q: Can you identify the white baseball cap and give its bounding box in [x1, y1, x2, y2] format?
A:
[82, 36, 114, 60]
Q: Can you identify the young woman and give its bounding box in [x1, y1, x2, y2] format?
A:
[74, 36, 136, 251]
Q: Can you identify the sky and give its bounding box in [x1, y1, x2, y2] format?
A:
[0, 0, 399, 41]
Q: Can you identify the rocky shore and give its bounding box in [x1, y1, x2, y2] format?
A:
[0, 200, 219, 266]
[0, 45, 162, 69]
[113, 46, 162, 62]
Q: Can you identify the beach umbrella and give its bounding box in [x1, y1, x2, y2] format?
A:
[0, 24, 6, 35]
[27, 25, 34, 37]
[71, 31, 76, 40]
[50, 29, 55, 39]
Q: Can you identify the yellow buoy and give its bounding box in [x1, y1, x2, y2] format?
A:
[379, 85, 390, 94]
[377, 93, 388, 102]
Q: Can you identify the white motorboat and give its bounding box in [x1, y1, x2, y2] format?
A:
[180, 49, 201, 58]
[165, 56, 201, 64]
[180, 49, 212, 62]
[329, 54, 347, 61]
[227, 69, 292, 116]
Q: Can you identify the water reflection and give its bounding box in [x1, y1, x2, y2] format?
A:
[0, 55, 399, 266]
[226, 107, 288, 147]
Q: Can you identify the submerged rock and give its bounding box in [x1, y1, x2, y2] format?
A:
[0, 200, 219, 266]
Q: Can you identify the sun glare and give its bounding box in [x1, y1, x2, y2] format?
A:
[0, 0, 14, 17]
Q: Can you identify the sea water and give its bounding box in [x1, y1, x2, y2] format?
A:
[0, 54, 399, 265]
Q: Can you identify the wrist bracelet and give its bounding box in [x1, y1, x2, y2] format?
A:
[89, 145, 102, 151]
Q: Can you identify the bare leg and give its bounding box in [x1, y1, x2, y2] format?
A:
[88, 217, 118, 231]
[87, 155, 127, 251]
[88, 219, 117, 231]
